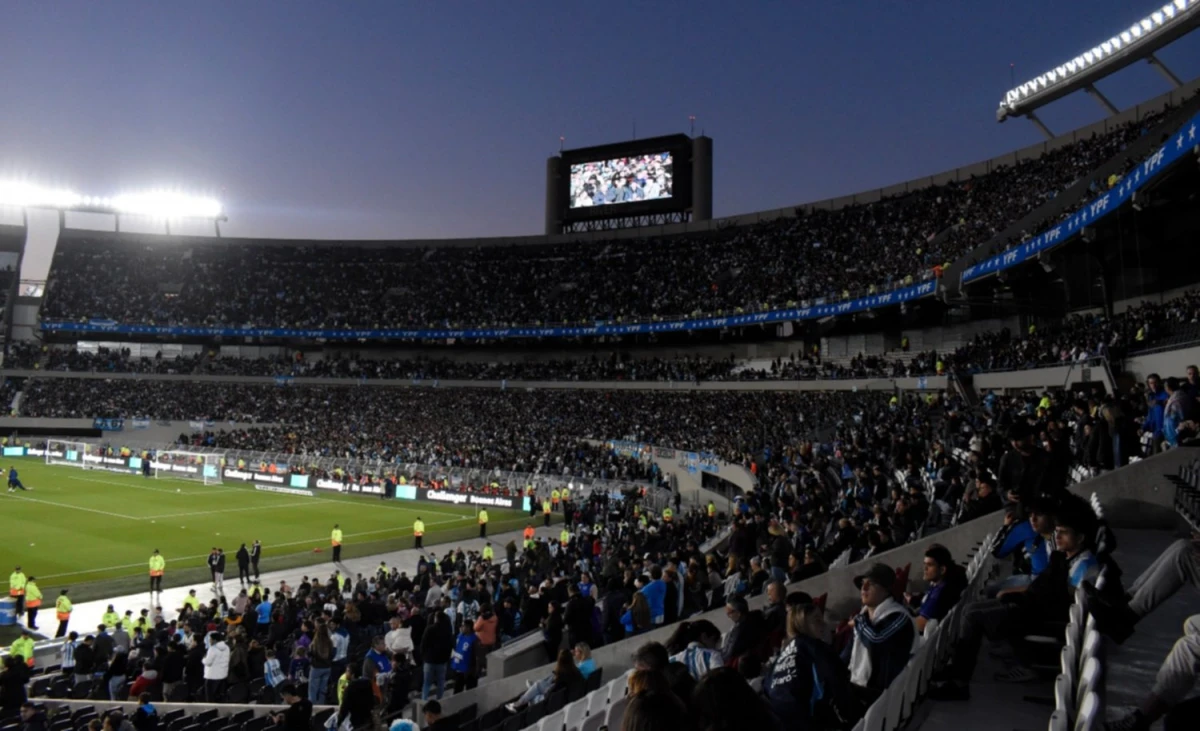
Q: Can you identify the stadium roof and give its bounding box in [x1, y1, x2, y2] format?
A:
[998, 0, 1200, 133]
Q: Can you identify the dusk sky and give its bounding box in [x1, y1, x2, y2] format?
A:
[1, 0, 1198, 242]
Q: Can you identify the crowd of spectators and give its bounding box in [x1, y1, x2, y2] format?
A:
[39, 109, 1176, 333]
[17, 382, 874, 472]
[946, 289, 1200, 373]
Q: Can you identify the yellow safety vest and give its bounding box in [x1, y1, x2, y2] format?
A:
[482, 545, 494, 560]
[662, 508, 673, 522]
[149, 554, 166, 576]
[56, 595, 72, 621]
[478, 510, 489, 525]
[542, 500, 551, 514]
[413, 520, 425, 536]
[331, 529, 343, 546]
[24, 581, 42, 608]
[182, 596, 200, 612]
[707, 503, 716, 517]
[8, 572, 26, 597]
[560, 530, 570, 545]
[102, 611, 120, 628]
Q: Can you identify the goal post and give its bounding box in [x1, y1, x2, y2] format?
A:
[153, 450, 225, 485]
[45, 439, 93, 469]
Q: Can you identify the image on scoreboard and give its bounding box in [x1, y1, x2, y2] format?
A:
[569, 152, 673, 208]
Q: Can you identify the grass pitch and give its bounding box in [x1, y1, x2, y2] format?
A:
[1, 458, 543, 602]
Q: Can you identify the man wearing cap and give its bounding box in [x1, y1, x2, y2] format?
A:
[843, 563, 915, 701]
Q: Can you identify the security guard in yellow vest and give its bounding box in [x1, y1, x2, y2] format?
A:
[331, 524, 344, 563]
[414, 518, 425, 549]
[9, 566, 26, 615]
[102, 604, 120, 629]
[121, 610, 135, 635]
[149, 549, 166, 595]
[662, 507, 673, 523]
[543, 499, 552, 527]
[10, 631, 34, 668]
[707, 501, 716, 518]
[550, 488, 560, 511]
[55, 589, 72, 638]
[479, 509, 489, 538]
[559, 528, 570, 547]
[482, 543, 494, 562]
[23, 577, 42, 630]
[181, 590, 200, 613]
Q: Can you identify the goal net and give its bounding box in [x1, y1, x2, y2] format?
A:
[153, 450, 225, 485]
[45, 439, 94, 469]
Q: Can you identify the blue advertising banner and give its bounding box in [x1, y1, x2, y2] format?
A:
[961, 114, 1198, 284]
[35, 114, 1198, 342]
[93, 417, 124, 431]
[39, 281, 937, 342]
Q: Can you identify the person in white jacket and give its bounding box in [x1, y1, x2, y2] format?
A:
[202, 632, 231, 702]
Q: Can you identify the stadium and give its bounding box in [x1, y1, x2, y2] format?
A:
[2, 2, 1200, 731]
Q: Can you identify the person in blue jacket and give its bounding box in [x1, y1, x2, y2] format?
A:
[7, 466, 29, 492]
[638, 567, 667, 626]
[987, 498, 1056, 597]
[449, 620, 478, 694]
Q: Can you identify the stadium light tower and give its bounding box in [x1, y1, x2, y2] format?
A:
[0, 180, 226, 236]
[998, 0, 1200, 138]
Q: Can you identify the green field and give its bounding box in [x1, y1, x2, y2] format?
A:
[1, 458, 543, 602]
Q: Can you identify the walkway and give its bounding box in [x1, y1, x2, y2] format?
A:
[31, 523, 562, 641]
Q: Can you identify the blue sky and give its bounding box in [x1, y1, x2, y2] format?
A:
[1, 0, 1197, 241]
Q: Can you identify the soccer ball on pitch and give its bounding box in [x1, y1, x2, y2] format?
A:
[176, 488, 181, 492]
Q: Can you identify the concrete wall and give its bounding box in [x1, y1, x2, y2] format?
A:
[973, 362, 1115, 394]
[1122, 345, 1200, 385]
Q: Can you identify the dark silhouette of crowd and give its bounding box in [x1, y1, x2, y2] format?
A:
[38, 111, 1173, 334]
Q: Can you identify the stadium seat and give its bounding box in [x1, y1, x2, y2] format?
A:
[605, 697, 626, 731]
[537, 710, 564, 731]
[885, 666, 910, 729]
[562, 700, 586, 731]
[860, 694, 886, 731]
[578, 714, 602, 731]
[1074, 691, 1099, 731]
[605, 678, 626, 704]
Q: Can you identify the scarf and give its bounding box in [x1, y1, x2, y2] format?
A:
[848, 597, 913, 687]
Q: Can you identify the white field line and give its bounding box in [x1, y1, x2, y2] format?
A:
[66, 473, 472, 521]
[4, 513, 536, 584]
[71, 475, 244, 495]
[6, 493, 139, 520]
[141, 502, 331, 520]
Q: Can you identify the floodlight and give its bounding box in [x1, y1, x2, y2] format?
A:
[998, 0, 1200, 121]
[0, 181, 81, 209]
[110, 191, 222, 219]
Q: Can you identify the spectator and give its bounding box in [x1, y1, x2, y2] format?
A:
[843, 563, 915, 701]
[421, 700, 456, 731]
[691, 667, 782, 731]
[307, 623, 335, 705]
[764, 592, 850, 729]
[202, 632, 230, 702]
[930, 496, 1099, 700]
[908, 544, 965, 633]
[271, 684, 312, 731]
[504, 649, 584, 714]
[667, 620, 725, 681]
[420, 610, 453, 701]
[19, 702, 47, 731]
[130, 693, 157, 731]
[449, 620, 479, 694]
